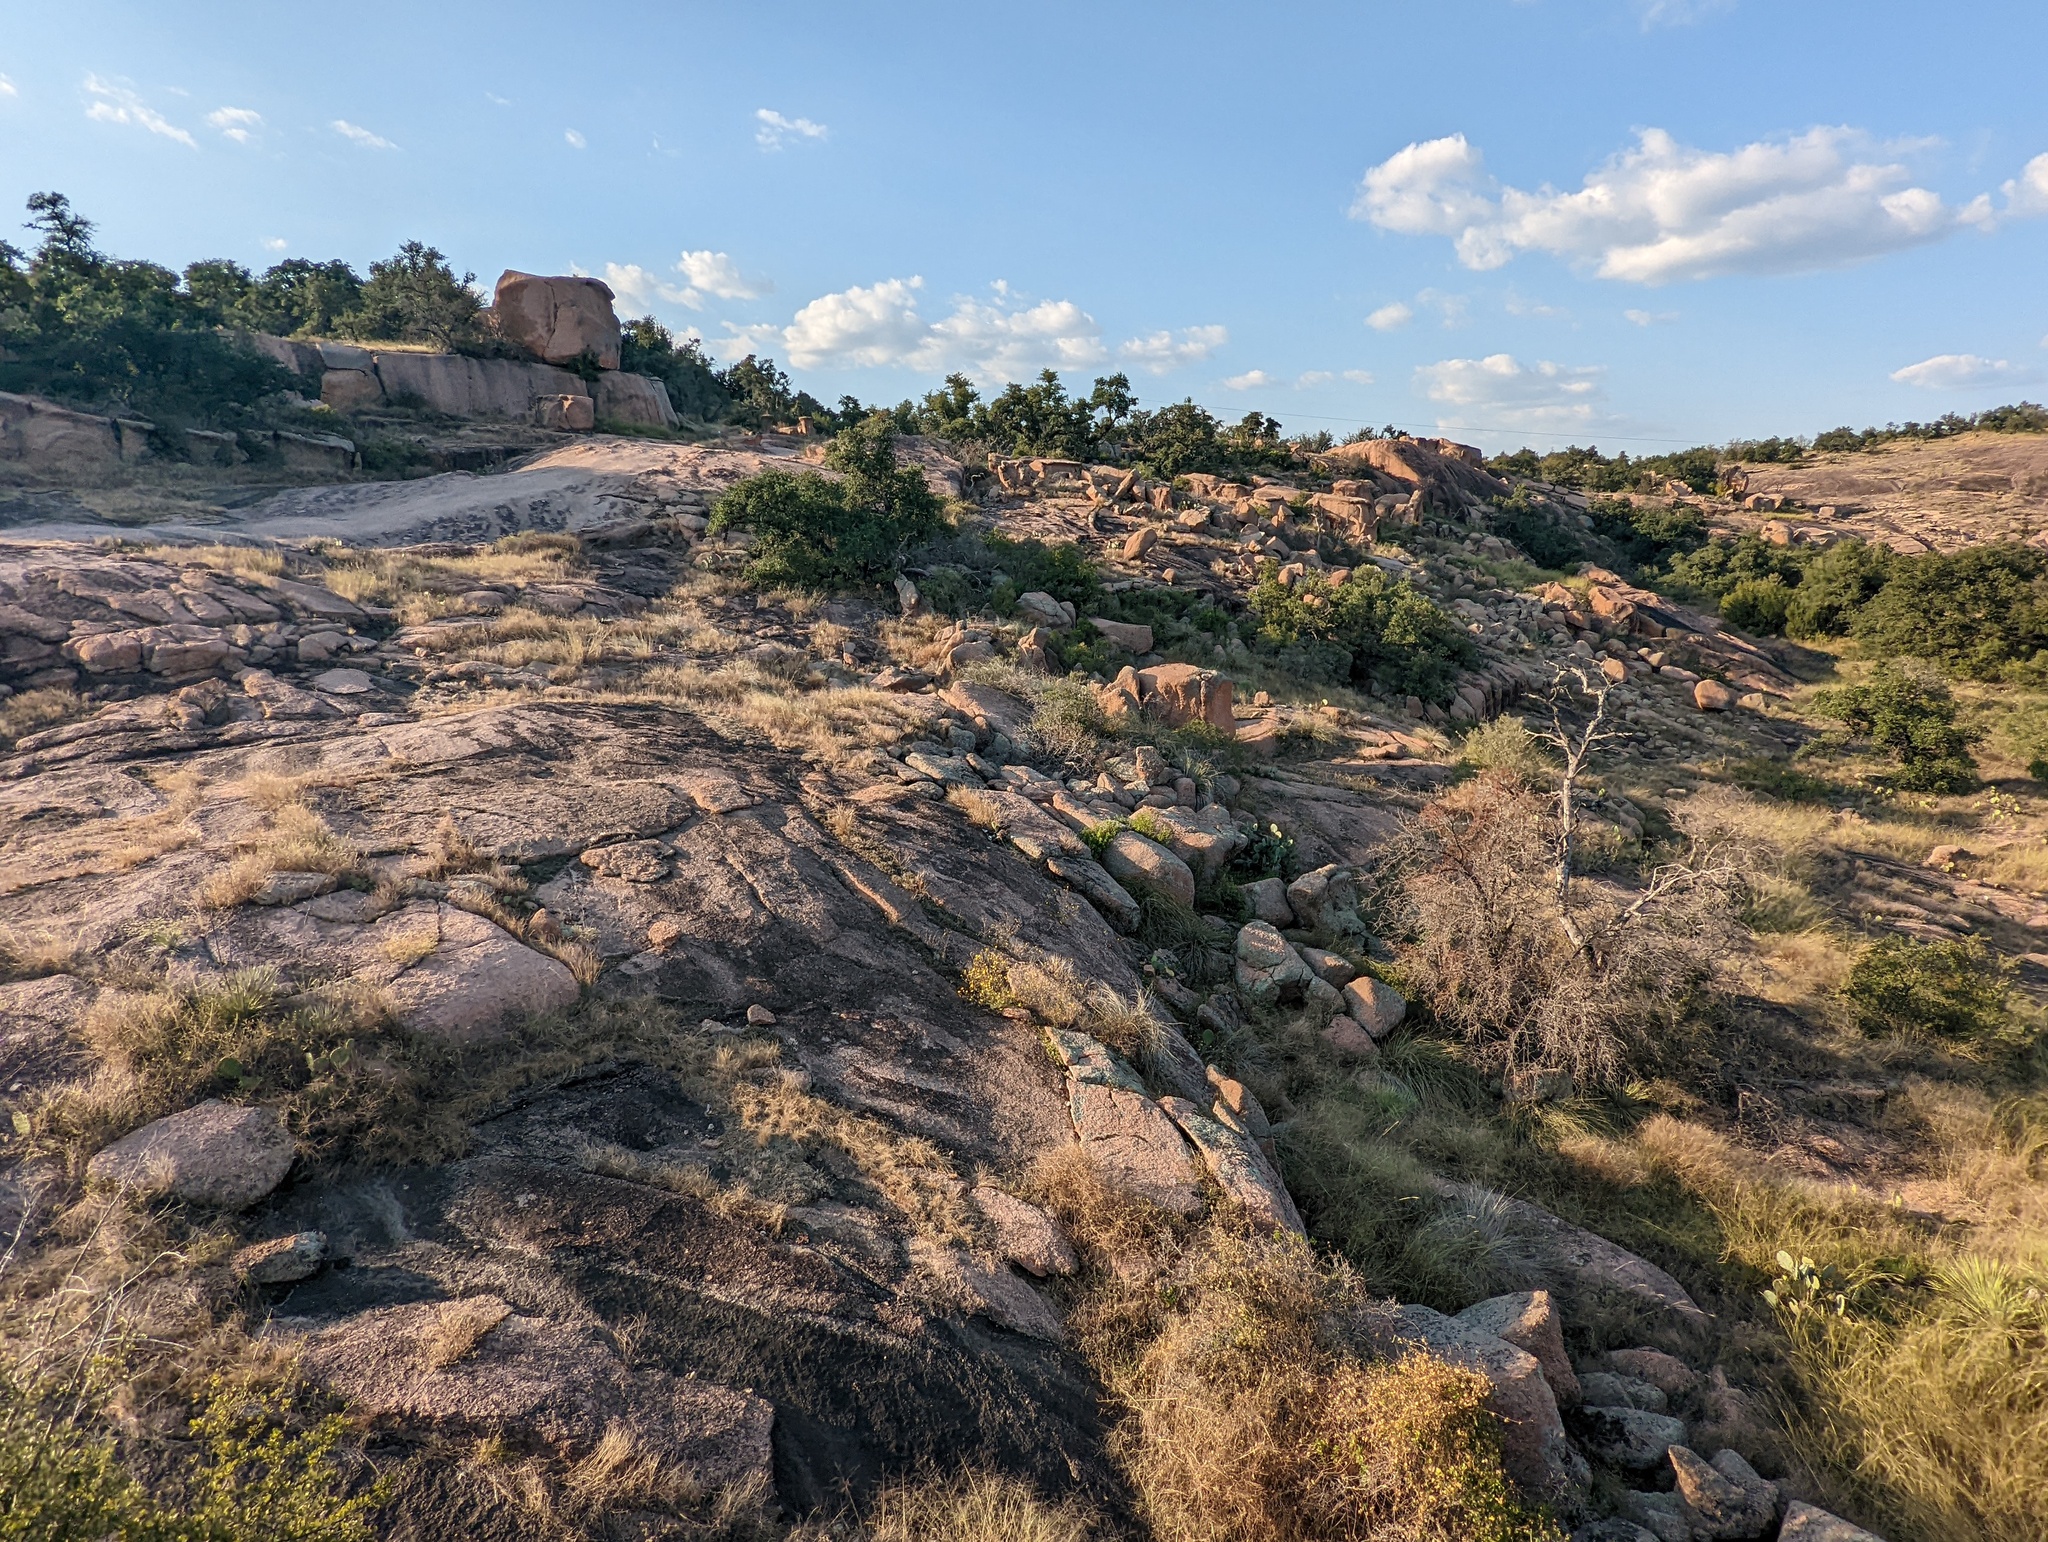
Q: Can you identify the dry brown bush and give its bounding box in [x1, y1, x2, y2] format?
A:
[1032, 1154, 1558, 1542]
[1393, 773, 1740, 1090]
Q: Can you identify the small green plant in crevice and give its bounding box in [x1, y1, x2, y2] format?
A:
[1082, 819, 1125, 857]
[1228, 821, 1295, 883]
[958, 948, 1017, 1013]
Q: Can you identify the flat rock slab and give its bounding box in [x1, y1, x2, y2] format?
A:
[1044, 854, 1141, 933]
[1435, 1179, 1707, 1322]
[380, 904, 579, 1040]
[290, 1297, 773, 1488]
[1050, 1031, 1200, 1216]
[1573, 1403, 1690, 1472]
[1159, 1095, 1302, 1235]
[87, 1100, 294, 1209]
[974, 1184, 1076, 1276]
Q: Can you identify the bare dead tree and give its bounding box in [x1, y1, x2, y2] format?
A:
[1531, 666, 1624, 952]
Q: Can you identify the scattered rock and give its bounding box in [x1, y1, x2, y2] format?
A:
[1234, 921, 1318, 1007]
[1694, 679, 1737, 712]
[1089, 617, 1153, 652]
[1572, 1403, 1689, 1472]
[580, 839, 670, 882]
[1455, 1290, 1579, 1403]
[1668, 1445, 1777, 1539]
[1121, 528, 1159, 561]
[87, 1101, 295, 1209]
[1340, 974, 1407, 1037]
[233, 1230, 329, 1285]
[1049, 1030, 1201, 1216]
[1621, 1488, 1694, 1542]
[972, 1185, 1076, 1277]
[1285, 864, 1369, 942]
[1580, 1371, 1668, 1412]
[1603, 1348, 1699, 1398]
[914, 1240, 1067, 1342]
[746, 1004, 776, 1025]
[1396, 1304, 1586, 1500]
[1240, 875, 1295, 926]
[310, 667, 375, 695]
[1101, 829, 1196, 908]
[1137, 662, 1235, 732]
[1321, 1015, 1379, 1057]
[1777, 1501, 1887, 1541]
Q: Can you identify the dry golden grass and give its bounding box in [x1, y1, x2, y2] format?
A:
[141, 542, 287, 579]
[1031, 1151, 1557, 1542]
[422, 1297, 511, 1368]
[0, 685, 87, 750]
[858, 1472, 1098, 1542]
[196, 803, 359, 910]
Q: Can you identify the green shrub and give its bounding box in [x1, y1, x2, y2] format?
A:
[0, 1371, 378, 1541]
[618, 317, 730, 422]
[710, 416, 944, 590]
[1588, 497, 1709, 572]
[1720, 576, 1794, 635]
[1784, 540, 1894, 639]
[1657, 533, 1802, 602]
[1840, 936, 2014, 1041]
[1228, 820, 1294, 882]
[1851, 544, 2048, 680]
[911, 531, 1101, 620]
[337, 241, 482, 349]
[1814, 664, 1981, 792]
[1247, 566, 1474, 702]
[1487, 489, 1586, 569]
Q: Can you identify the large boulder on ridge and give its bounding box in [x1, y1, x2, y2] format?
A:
[492, 272, 622, 369]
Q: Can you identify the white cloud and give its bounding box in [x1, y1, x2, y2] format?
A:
[1119, 324, 1228, 372]
[2004, 153, 2048, 218]
[1342, 369, 1375, 385]
[84, 75, 195, 147]
[1224, 367, 1374, 391]
[756, 108, 827, 151]
[1366, 302, 1413, 331]
[206, 106, 261, 143]
[601, 253, 774, 316]
[1505, 290, 1567, 318]
[1890, 354, 2035, 390]
[486, 92, 512, 106]
[783, 277, 932, 367]
[677, 250, 770, 304]
[1297, 371, 1334, 387]
[1222, 370, 1276, 390]
[0, 74, 17, 98]
[564, 128, 586, 149]
[332, 119, 398, 150]
[728, 276, 1109, 381]
[1414, 353, 1605, 432]
[262, 237, 287, 252]
[1353, 126, 2016, 285]
[1624, 308, 1679, 325]
[1635, 0, 1735, 27]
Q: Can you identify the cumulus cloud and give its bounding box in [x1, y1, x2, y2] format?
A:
[564, 128, 586, 149]
[726, 277, 1109, 380]
[1624, 308, 1679, 325]
[206, 106, 261, 143]
[601, 252, 774, 316]
[262, 237, 287, 252]
[1225, 367, 1374, 391]
[1890, 354, 2035, 390]
[1222, 370, 1276, 390]
[1343, 369, 1375, 385]
[332, 119, 398, 150]
[84, 75, 195, 147]
[1366, 302, 1413, 331]
[1352, 126, 2032, 285]
[2004, 153, 2048, 218]
[0, 74, 17, 98]
[1119, 324, 1228, 372]
[677, 250, 771, 305]
[756, 108, 827, 151]
[1414, 353, 1604, 432]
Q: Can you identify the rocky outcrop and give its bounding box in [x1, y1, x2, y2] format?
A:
[1395, 1304, 1585, 1500]
[1777, 1501, 1888, 1541]
[491, 271, 624, 369]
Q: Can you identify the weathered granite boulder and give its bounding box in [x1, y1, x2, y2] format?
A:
[1396, 1304, 1586, 1499]
[973, 1185, 1077, 1277]
[87, 1101, 294, 1209]
[492, 271, 622, 369]
[1455, 1289, 1579, 1403]
[1341, 974, 1408, 1037]
[1777, 1501, 1887, 1541]
[376, 904, 580, 1040]
[1159, 1095, 1302, 1235]
[1669, 1445, 1778, 1540]
[1573, 1404, 1689, 1472]
[1048, 1030, 1200, 1215]
[1101, 829, 1196, 907]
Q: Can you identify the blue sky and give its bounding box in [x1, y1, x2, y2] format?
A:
[3, 0, 2047, 452]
